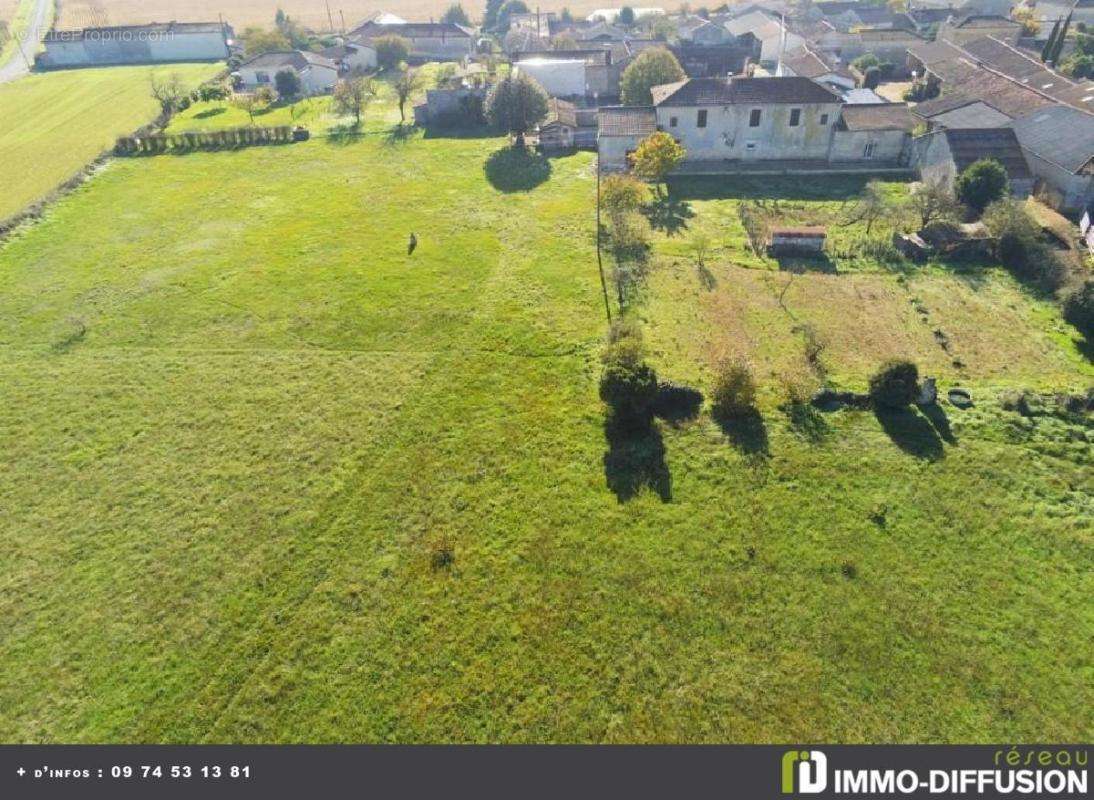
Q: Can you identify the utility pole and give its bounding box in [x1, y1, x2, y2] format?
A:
[326, 0, 335, 33]
[595, 152, 613, 325]
[339, 10, 347, 34]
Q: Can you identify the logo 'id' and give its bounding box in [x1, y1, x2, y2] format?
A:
[782, 751, 828, 794]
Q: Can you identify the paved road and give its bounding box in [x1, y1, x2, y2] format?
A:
[0, 0, 53, 83]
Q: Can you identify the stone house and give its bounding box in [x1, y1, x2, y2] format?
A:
[1008, 105, 1094, 212]
[830, 103, 917, 163]
[937, 14, 1022, 46]
[651, 76, 844, 162]
[913, 127, 1035, 197]
[724, 11, 805, 65]
[597, 106, 659, 170]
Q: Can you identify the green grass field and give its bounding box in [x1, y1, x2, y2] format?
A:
[0, 63, 219, 221]
[0, 87, 1091, 743]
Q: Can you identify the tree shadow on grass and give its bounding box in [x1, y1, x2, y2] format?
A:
[603, 415, 672, 503]
[697, 262, 717, 291]
[918, 401, 957, 445]
[776, 254, 837, 274]
[326, 123, 364, 145]
[194, 107, 226, 119]
[642, 194, 695, 236]
[484, 146, 551, 192]
[383, 123, 417, 146]
[874, 406, 944, 461]
[653, 382, 704, 426]
[716, 409, 770, 461]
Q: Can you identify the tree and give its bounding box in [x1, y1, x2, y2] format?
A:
[393, 67, 425, 124]
[1041, 17, 1062, 62]
[242, 26, 291, 57]
[955, 158, 1009, 214]
[485, 72, 549, 144]
[274, 69, 302, 98]
[559, 7, 574, 22]
[843, 180, 889, 234]
[274, 8, 309, 47]
[231, 92, 262, 124]
[630, 131, 686, 194]
[1012, 7, 1040, 37]
[618, 5, 636, 25]
[862, 65, 881, 89]
[374, 35, 411, 70]
[333, 76, 376, 126]
[601, 174, 650, 219]
[1049, 11, 1072, 64]
[711, 358, 757, 419]
[650, 15, 677, 41]
[981, 198, 1041, 275]
[441, 3, 471, 25]
[150, 74, 186, 115]
[484, 0, 506, 30]
[1061, 53, 1094, 78]
[909, 176, 961, 228]
[496, 0, 530, 33]
[620, 48, 685, 105]
[1064, 280, 1094, 340]
[869, 360, 919, 409]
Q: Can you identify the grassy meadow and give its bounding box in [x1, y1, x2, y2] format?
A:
[0, 82, 1091, 743]
[0, 63, 219, 221]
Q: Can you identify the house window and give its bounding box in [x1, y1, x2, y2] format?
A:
[789, 108, 801, 127]
[670, 116, 678, 128]
[697, 109, 708, 128]
[749, 109, 762, 127]
[820, 113, 829, 125]
[864, 142, 877, 159]
[256, 71, 271, 84]
[745, 141, 757, 151]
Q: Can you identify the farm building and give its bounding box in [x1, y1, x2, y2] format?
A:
[768, 227, 827, 255]
[37, 21, 231, 68]
[539, 100, 598, 151]
[236, 51, 338, 95]
[350, 21, 474, 62]
[597, 106, 658, 170]
[830, 103, 916, 164]
[913, 127, 1034, 197]
[318, 42, 377, 73]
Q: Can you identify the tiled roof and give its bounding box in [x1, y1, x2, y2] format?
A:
[239, 50, 337, 71]
[652, 76, 842, 106]
[949, 14, 1019, 28]
[780, 46, 850, 80]
[838, 103, 917, 131]
[352, 21, 473, 38]
[923, 100, 1013, 128]
[597, 105, 658, 136]
[1009, 106, 1094, 174]
[45, 21, 226, 40]
[940, 128, 1032, 180]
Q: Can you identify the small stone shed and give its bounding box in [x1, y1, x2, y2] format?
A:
[768, 226, 828, 256]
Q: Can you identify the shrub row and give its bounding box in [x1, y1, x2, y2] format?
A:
[115, 126, 299, 155]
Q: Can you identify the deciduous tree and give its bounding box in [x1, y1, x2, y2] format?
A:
[485, 72, 549, 145]
[620, 48, 685, 105]
[955, 158, 1009, 214]
[393, 67, 425, 124]
[374, 35, 411, 70]
[630, 131, 686, 193]
[333, 76, 376, 126]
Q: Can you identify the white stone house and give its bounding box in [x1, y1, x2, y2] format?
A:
[651, 76, 843, 162]
[319, 42, 378, 73]
[830, 103, 916, 163]
[724, 11, 804, 65]
[776, 45, 855, 92]
[237, 51, 339, 95]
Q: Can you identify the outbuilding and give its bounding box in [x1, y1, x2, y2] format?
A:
[236, 50, 339, 95]
[768, 226, 827, 255]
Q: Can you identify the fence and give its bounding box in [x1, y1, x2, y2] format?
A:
[115, 126, 303, 155]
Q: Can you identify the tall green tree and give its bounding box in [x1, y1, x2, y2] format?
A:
[484, 0, 506, 30]
[1049, 11, 1072, 63]
[485, 72, 549, 145]
[1042, 17, 1061, 62]
[496, 0, 530, 32]
[620, 48, 685, 105]
[440, 3, 471, 26]
[374, 35, 411, 70]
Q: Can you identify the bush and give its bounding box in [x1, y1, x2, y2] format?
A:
[869, 360, 919, 408]
[610, 210, 651, 261]
[274, 69, 302, 98]
[600, 174, 649, 219]
[600, 321, 659, 425]
[955, 158, 1008, 214]
[862, 65, 881, 89]
[711, 358, 757, 419]
[374, 35, 411, 70]
[1064, 280, 1094, 340]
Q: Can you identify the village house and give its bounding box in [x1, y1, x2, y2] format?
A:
[830, 102, 917, 163]
[937, 14, 1022, 46]
[651, 76, 844, 162]
[813, 2, 898, 32]
[725, 11, 805, 65]
[913, 127, 1035, 197]
[318, 41, 377, 73]
[776, 44, 855, 92]
[38, 21, 231, 68]
[349, 21, 475, 62]
[512, 48, 625, 98]
[597, 106, 659, 170]
[1008, 106, 1094, 212]
[809, 27, 928, 77]
[236, 50, 338, 95]
[539, 99, 600, 151]
[677, 16, 731, 45]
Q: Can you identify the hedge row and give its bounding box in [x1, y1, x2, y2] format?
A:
[115, 126, 302, 155]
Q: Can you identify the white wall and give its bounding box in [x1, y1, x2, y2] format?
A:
[515, 60, 587, 97]
[657, 101, 841, 161]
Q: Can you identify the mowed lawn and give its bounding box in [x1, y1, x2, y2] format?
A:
[0, 112, 1091, 742]
[0, 63, 220, 221]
